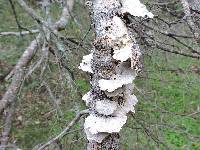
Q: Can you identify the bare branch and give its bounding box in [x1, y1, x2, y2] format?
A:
[8, 0, 23, 35]
[42, 81, 63, 117]
[6, 34, 42, 80]
[0, 144, 21, 150]
[0, 69, 24, 113]
[16, 0, 75, 34]
[0, 1, 75, 149]
[16, 0, 49, 28]
[54, 0, 75, 31]
[36, 109, 89, 150]
[0, 102, 16, 147]
[6, 0, 75, 80]
[2, 0, 75, 112]
[181, 0, 200, 43]
[155, 42, 200, 59]
[0, 29, 39, 37]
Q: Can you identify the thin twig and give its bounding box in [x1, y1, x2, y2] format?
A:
[42, 81, 63, 117]
[180, 0, 200, 43]
[0, 29, 39, 37]
[36, 109, 89, 150]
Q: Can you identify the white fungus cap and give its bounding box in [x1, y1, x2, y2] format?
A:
[79, 53, 93, 73]
[95, 100, 118, 115]
[85, 128, 109, 143]
[113, 94, 138, 116]
[113, 43, 133, 62]
[84, 114, 127, 134]
[98, 62, 136, 92]
[121, 0, 154, 18]
[82, 91, 92, 106]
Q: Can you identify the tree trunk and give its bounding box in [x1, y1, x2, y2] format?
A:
[79, 0, 153, 149]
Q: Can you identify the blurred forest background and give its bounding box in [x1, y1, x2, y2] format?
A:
[0, 0, 200, 149]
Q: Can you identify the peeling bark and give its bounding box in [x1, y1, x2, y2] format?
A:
[79, 0, 153, 149]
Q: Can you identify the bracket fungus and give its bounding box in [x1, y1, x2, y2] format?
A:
[84, 114, 127, 135]
[79, 53, 93, 73]
[79, 0, 153, 145]
[121, 0, 154, 18]
[98, 62, 136, 92]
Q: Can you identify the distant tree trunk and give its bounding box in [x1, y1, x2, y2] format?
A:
[79, 0, 153, 149]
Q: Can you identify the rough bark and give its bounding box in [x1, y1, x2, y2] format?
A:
[86, 1, 126, 148]
[79, 0, 153, 149]
[87, 134, 120, 150]
[0, 69, 24, 113]
[5, 34, 42, 80]
[181, 0, 200, 43]
[188, 0, 200, 11]
[1, 102, 16, 148]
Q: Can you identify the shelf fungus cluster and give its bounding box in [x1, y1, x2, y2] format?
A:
[79, 0, 153, 146]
